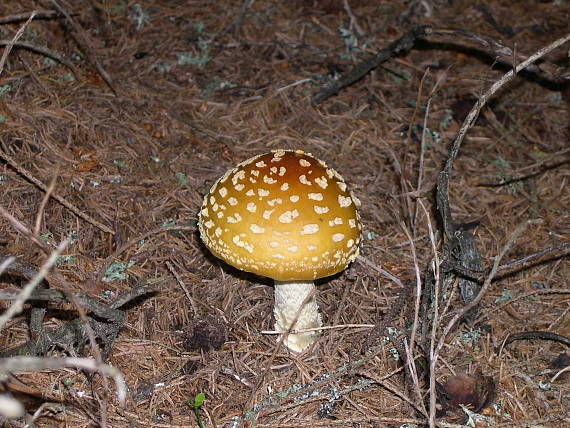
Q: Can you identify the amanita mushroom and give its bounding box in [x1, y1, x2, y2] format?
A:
[198, 149, 362, 352]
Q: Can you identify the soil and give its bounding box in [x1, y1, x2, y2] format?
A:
[0, 1, 569, 427]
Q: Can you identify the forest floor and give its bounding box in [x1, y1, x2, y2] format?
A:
[0, 1, 569, 427]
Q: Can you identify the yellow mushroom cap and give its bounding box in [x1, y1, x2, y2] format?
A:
[198, 149, 362, 281]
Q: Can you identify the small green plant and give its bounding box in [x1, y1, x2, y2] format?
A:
[200, 76, 236, 98]
[130, 3, 150, 31]
[338, 26, 358, 53]
[495, 288, 513, 303]
[190, 392, 206, 428]
[55, 255, 77, 266]
[175, 172, 188, 186]
[0, 84, 12, 97]
[102, 260, 135, 282]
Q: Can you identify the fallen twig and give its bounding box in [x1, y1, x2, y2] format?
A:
[0, 283, 155, 313]
[429, 31, 570, 428]
[0, 11, 36, 76]
[311, 26, 569, 106]
[0, 144, 115, 235]
[0, 238, 69, 334]
[439, 32, 570, 177]
[49, 0, 115, 94]
[0, 39, 78, 75]
[0, 357, 126, 406]
[491, 242, 570, 278]
[428, 27, 569, 84]
[500, 330, 570, 350]
[311, 25, 431, 105]
[0, 10, 62, 24]
[474, 287, 570, 325]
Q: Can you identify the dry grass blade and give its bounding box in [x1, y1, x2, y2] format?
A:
[166, 260, 199, 316]
[401, 222, 427, 415]
[33, 165, 60, 237]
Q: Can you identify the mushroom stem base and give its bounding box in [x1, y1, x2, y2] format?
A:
[273, 280, 322, 353]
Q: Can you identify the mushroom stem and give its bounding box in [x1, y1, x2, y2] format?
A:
[273, 280, 323, 352]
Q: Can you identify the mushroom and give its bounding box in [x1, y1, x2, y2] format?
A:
[198, 149, 362, 352]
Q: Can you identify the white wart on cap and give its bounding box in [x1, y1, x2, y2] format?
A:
[198, 149, 362, 352]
